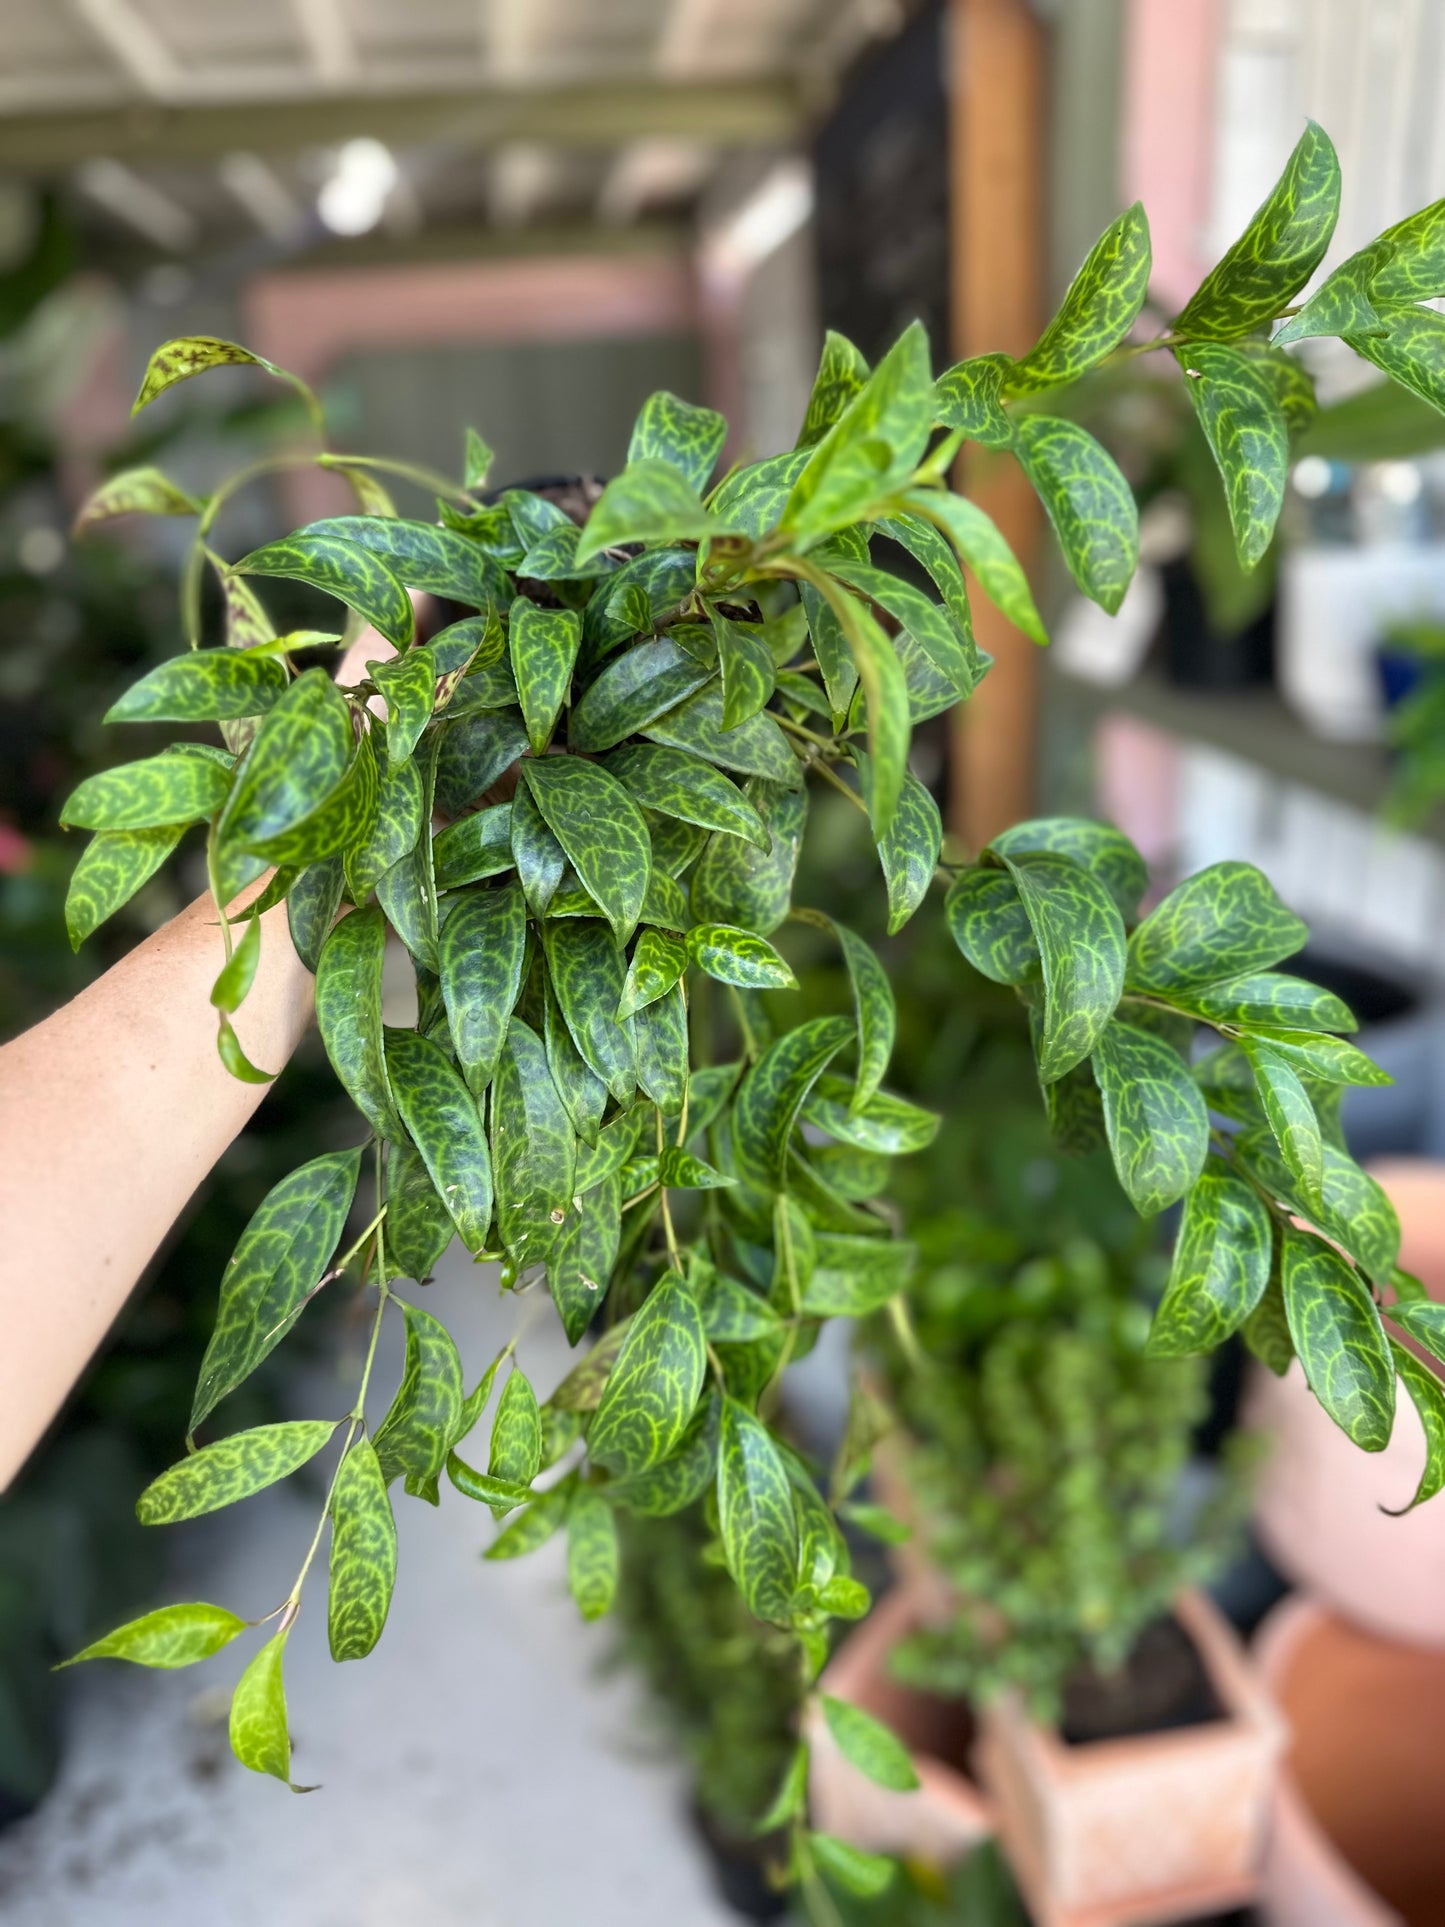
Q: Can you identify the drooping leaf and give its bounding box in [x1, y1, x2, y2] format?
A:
[521, 757, 651, 945]
[433, 710, 529, 820]
[642, 678, 801, 790]
[137, 1419, 339, 1525]
[369, 650, 437, 766]
[801, 1075, 940, 1156]
[820, 1695, 920, 1792]
[1383, 1342, 1445, 1515]
[1176, 341, 1290, 568]
[384, 1028, 493, 1254]
[509, 595, 582, 754]
[687, 922, 796, 992]
[215, 668, 353, 861]
[61, 1602, 248, 1671]
[1092, 1020, 1209, 1215]
[548, 1169, 623, 1342]
[106, 649, 288, 725]
[65, 824, 187, 948]
[485, 1473, 577, 1559]
[61, 750, 232, 834]
[810, 1834, 895, 1900]
[734, 1016, 854, 1186]
[633, 982, 690, 1115]
[618, 927, 689, 1019]
[191, 1146, 363, 1429]
[802, 1234, 915, 1316]
[566, 1490, 620, 1621]
[998, 850, 1124, 1079]
[1281, 1228, 1395, 1451]
[1174, 121, 1341, 342]
[384, 1136, 454, 1284]
[74, 464, 201, 534]
[569, 637, 714, 753]
[327, 1437, 397, 1661]
[133, 334, 316, 420]
[1242, 1038, 1324, 1206]
[345, 740, 425, 902]
[489, 1367, 543, 1506]
[710, 612, 776, 730]
[690, 779, 806, 937]
[1006, 203, 1152, 394]
[372, 1302, 465, 1488]
[490, 1016, 577, 1268]
[817, 585, 912, 838]
[1147, 1161, 1273, 1356]
[544, 977, 608, 1144]
[543, 918, 637, 1105]
[906, 488, 1047, 646]
[287, 857, 346, 974]
[717, 1397, 799, 1624]
[233, 533, 413, 649]
[300, 515, 508, 610]
[588, 1272, 707, 1476]
[828, 557, 979, 700]
[1012, 415, 1139, 615]
[439, 882, 527, 1097]
[228, 1632, 300, 1788]
[315, 907, 404, 1142]
[1128, 860, 1308, 990]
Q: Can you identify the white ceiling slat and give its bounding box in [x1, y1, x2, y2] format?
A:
[75, 156, 197, 248]
[288, 0, 364, 88]
[218, 150, 307, 242]
[68, 0, 186, 99]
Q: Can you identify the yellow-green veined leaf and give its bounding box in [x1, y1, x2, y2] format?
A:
[547, 1167, 623, 1342]
[521, 756, 652, 945]
[697, 1273, 779, 1340]
[384, 1027, 494, 1253]
[801, 1234, 915, 1317]
[372, 1301, 465, 1488]
[827, 557, 980, 700]
[445, 1453, 535, 1511]
[603, 742, 769, 851]
[216, 669, 354, 858]
[432, 801, 514, 890]
[1001, 849, 1125, 1080]
[61, 749, 232, 832]
[991, 815, 1147, 921]
[1385, 1299, 1445, 1371]
[485, 1472, 577, 1559]
[734, 1016, 854, 1187]
[801, 1074, 940, 1156]
[855, 757, 940, 936]
[569, 637, 715, 754]
[287, 856, 346, 974]
[588, 1272, 707, 1477]
[686, 921, 796, 991]
[820, 1695, 920, 1792]
[433, 709, 529, 820]
[216, 1013, 276, 1084]
[576, 458, 730, 564]
[629, 389, 726, 492]
[233, 532, 414, 649]
[138, 1419, 339, 1525]
[73, 464, 201, 535]
[565, 1490, 620, 1621]
[659, 1145, 735, 1191]
[1279, 198, 1445, 345]
[711, 611, 776, 730]
[811, 582, 911, 838]
[1147, 1160, 1273, 1357]
[544, 976, 609, 1145]
[133, 333, 318, 422]
[315, 907, 405, 1142]
[369, 650, 437, 766]
[229, 1631, 307, 1789]
[809, 1833, 895, 1900]
[327, 1437, 397, 1661]
[439, 881, 527, 1098]
[1007, 202, 1151, 393]
[59, 1602, 247, 1671]
[1383, 1341, 1445, 1515]
[509, 595, 582, 754]
[345, 739, 425, 902]
[1175, 970, 1356, 1033]
[488, 1366, 543, 1522]
[300, 515, 508, 610]
[510, 780, 565, 914]
[106, 649, 287, 724]
[1233, 1130, 1400, 1283]
[1173, 121, 1341, 342]
[1092, 1020, 1209, 1215]
[1175, 340, 1290, 568]
[1127, 860, 1308, 991]
[618, 927, 688, 1019]
[542, 917, 637, 1105]
[1241, 1038, 1324, 1206]
[797, 330, 870, 448]
[1281, 1227, 1395, 1451]
[1012, 414, 1139, 615]
[905, 487, 1047, 646]
[65, 824, 186, 948]
[931, 351, 1014, 447]
[717, 1397, 799, 1624]
[642, 678, 801, 790]
[191, 1145, 363, 1430]
[383, 1136, 453, 1285]
[490, 1016, 577, 1268]
[690, 778, 806, 937]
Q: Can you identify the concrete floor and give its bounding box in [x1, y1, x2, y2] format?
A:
[0, 1250, 738, 1927]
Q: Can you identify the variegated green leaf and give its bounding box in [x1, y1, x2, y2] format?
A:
[328, 1437, 396, 1661]
[717, 1397, 798, 1624]
[1092, 1020, 1209, 1215]
[991, 816, 1146, 921]
[810, 1834, 894, 1900]
[1176, 341, 1290, 567]
[1128, 861, 1308, 990]
[485, 1473, 576, 1559]
[1175, 971, 1356, 1033]
[384, 1137, 454, 1284]
[287, 857, 346, 974]
[1008, 203, 1151, 394]
[734, 1016, 854, 1186]
[1147, 1161, 1273, 1356]
[618, 927, 688, 1019]
[138, 1419, 338, 1524]
[569, 636, 714, 753]
[710, 612, 775, 730]
[632, 982, 690, 1115]
[369, 650, 436, 766]
[1383, 1342, 1445, 1514]
[906, 488, 1047, 646]
[489, 1367, 543, 1506]
[228, 1632, 300, 1788]
[521, 756, 651, 945]
[301, 515, 507, 610]
[191, 1146, 363, 1429]
[629, 389, 726, 492]
[642, 677, 800, 789]
[1281, 1228, 1394, 1451]
[60, 1602, 248, 1671]
[1242, 1038, 1324, 1205]
[510, 595, 582, 754]
[798, 331, 869, 448]
[1347, 304, 1445, 419]
[439, 882, 527, 1098]
[73, 464, 201, 534]
[547, 1168, 622, 1342]
[373, 1302, 465, 1487]
[543, 918, 637, 1105]
[828, 557, 979, 699]
[999, 849, 1124, 1079]
[385, 1027, 493, 1253]
[233, 533, 413, 648]
[490, 1016, 577, 1268]
[801, 1234, 914, 1316]
[432, 802, 514, 890]
[801, 1075, 940, 1156]
[216, 669, 354, 860]
[106, 649, 287, 724]
[690, 778, 805, 936]
[686, 922, 796, 991]
[433, 710, 529, 820]
[781, 322, 933, 542]
[576, 459, 728, 564]
[603, 743, 768, 851]
[345, 740, 425, 902]
[566, 1490, 620, 1621]
[588, 1271, 706, 1477]
[1012, 415, 1139, 615]
[133, 334, 317, 420]
[61, 750, 232, 833]
[544, 977, 608, 1145]
[65, 824, 186, 948]
[316, 907, 404, 1142]
[931, 352, 1013, 447]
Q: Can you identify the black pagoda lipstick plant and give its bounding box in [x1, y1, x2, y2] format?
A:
[52, 120, 1445, 1904]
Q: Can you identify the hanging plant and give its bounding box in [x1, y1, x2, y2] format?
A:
[57, 121, 1445, 1906]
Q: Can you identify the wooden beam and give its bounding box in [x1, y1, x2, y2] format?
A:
[0, 78, 802, 171]
[947, 0, 1046, 852]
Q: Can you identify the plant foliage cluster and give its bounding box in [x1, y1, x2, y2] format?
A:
[54, 124, 1445, 1903]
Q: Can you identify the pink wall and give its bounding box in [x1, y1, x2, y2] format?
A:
[1122, 0, 1221, 312]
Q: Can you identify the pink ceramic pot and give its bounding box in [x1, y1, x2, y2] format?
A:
[807, 1587, 993, 1864]
[1248, 1158, 1445, 1645]
[1256, 1594, 1445, 1927]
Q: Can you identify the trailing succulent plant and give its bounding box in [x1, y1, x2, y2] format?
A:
[53, 122, 1445, 1904]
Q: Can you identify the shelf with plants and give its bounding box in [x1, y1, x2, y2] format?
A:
[50, 121, 1445, 1917]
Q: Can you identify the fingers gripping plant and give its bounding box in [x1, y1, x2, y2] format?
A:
[57, 122, 1445, 1898]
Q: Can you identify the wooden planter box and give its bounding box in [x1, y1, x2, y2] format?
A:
[976, 1590, 1285, 1927]
[807, 1586, 993, 1865]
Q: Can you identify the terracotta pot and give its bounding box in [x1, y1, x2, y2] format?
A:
[1248, 1158, 1445, 1645]
[976, 1589, 1284, 1927]
[1256, 1594, 1445, 1927]
[807, 1587, 993, 1864]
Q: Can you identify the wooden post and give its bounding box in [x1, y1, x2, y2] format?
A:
[947, 0, 1046, 850]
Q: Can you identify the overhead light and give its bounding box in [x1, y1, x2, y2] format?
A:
[702, 161, 814, 280]
[317, 139, 398, 237]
